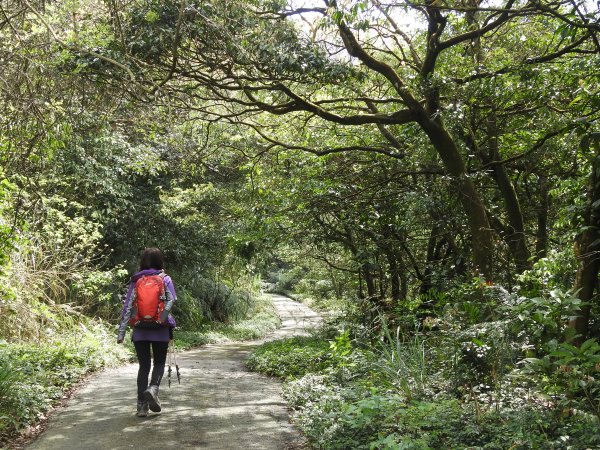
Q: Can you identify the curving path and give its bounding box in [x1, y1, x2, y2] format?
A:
[25, 295, 322, 450]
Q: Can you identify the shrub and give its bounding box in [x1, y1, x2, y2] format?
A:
[245, 282, 600, 449]
[175, 273, 252, 324]
[264, 266, 307, 294]
[373, 321, 429, 401]
[517, 338, 600, 422]
[285, 382, 600, 450]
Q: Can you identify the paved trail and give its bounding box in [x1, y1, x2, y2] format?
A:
[26, 295, 322, 450]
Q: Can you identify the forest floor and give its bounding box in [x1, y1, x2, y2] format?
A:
[22, 294, 322, 450]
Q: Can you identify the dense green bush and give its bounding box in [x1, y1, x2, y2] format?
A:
[265, 266, 307, 293]
[175, 273, 253, 325]
[285, 386, 599, 450]
[175, 294, 281, 348]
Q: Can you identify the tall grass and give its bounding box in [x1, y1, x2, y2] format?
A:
[375, 319, 428, 401]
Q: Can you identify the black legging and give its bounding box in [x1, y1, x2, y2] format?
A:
[133, 341, 169, 401]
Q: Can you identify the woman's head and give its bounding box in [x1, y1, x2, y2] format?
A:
[139, 247, 164, 270]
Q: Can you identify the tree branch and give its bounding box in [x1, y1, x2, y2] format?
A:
[438, 0, 517, 51]
[21, 0, 136, 81]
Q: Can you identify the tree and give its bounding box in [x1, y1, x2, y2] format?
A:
[84, 0, 599, 279]
[569, 133, 600, 340]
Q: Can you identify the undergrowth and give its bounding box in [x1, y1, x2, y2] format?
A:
[247, 291, 600, 450]
[246, 336, 335, 378]
[0, 321, 129, 446]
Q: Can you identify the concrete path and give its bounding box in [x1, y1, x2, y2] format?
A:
[26, 295, 322, 450]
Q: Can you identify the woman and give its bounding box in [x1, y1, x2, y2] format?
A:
[117, 247, 177, 417]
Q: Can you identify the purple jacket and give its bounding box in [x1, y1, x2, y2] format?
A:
[117, 269, 177, 342]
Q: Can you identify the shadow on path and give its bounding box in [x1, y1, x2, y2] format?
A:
[25, 295, 322, 450]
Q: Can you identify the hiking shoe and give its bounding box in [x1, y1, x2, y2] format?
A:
[142, 385, 161, 412]
[136, 401, 149, 417]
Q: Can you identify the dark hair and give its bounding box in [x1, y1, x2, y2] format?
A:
[139, 247, 164, 270]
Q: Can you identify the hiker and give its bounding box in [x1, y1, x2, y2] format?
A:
[117, 247, 177, 417]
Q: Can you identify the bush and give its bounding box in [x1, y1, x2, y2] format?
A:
[517, 338, 600, 421]
[269, 266, 307, 292]
[284, 376, 600, 449]
[175, 273, 252, 324]
[171, 286, 206, 330]
[249, 315, 600, 450]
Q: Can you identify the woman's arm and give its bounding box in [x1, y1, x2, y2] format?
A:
[117, 283, 136, 343]
[160, 276, 176, 322]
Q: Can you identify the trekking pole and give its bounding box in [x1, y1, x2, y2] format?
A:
[173, 340, 181, 384]
[168, 341, 173, 388]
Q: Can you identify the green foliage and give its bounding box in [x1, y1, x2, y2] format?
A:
[206, 293, 281, 341]
[173, 330, 211, 350]
[509, 289, 582, 349]
[175, 294, 280, 349]
[176, 274, 252, 324]
[1, 0, 600, 448]
[254, 327, 600, 449]
[248, 279, 600, 448]
[0, 321, 129, 441]
[518, 250, 578, 298]
[374, 322, 428, 402]
[0, 174, 16, 270]
[171, 287, 206, 329]
[284, 370, 596, 449]
[246, 336, 334, 378]
[266, 266, 307, 293]
[0, 362, 19, 432]
[518, 339, 600, 421]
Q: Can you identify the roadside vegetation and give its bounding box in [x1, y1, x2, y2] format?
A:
[0, 322, 128, 442]
[175, 294, 281, 349]
[249, 281, 600, 448]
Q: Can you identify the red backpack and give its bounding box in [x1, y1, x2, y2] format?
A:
[129, 274, 167, 328]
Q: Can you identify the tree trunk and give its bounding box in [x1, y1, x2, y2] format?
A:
[379, 259, 386, 299]
[399, 266, 408, 301]
[420, 225, 438, 294]
[535, 175, 549, 260]
[421, 119, 494, 279]
[363, 266, 377, 298]
[387, 253, 401, 301]
[485, 113, 531, 272]
[358, 270, 364, 299]
[569, 238, 600, 341]
[328, 266, 342, 298]
[569, 134, 600, 340]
